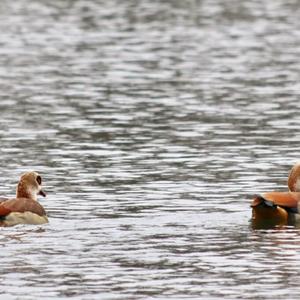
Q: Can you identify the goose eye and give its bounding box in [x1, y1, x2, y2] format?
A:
[36, 175, 42, 185]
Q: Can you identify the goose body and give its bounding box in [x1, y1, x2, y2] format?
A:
[0, 171, 48, 226]
[251, 163, 300, 227]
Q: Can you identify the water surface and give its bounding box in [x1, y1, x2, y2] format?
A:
[0, 0, 300, 299]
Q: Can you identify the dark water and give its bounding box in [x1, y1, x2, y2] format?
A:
[1, 0, 300, 299]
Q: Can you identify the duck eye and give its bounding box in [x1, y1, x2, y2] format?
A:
[36, 175, 42, 185]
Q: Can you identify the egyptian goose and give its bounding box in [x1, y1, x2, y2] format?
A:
[0, 171, 48, 226]
[251, 163, 300, 227]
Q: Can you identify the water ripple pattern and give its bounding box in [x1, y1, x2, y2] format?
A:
[0, 0, 300, 299]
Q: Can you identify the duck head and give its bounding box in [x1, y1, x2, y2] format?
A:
[288, 162, 300, 192]
[16, 171, 46, 201]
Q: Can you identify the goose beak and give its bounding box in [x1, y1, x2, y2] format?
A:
[39, 189, 46, 197]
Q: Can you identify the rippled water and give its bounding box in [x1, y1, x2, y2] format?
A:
[1, 0, 300, 299]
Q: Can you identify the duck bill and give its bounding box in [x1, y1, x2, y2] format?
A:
[39, 189, 46, 197]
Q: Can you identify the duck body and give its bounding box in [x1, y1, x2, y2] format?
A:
[251, 192, 300, 227]
[0, 171, 48, 227]
[251, 163, 300, 228]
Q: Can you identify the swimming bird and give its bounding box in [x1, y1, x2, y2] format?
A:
[0, 171, 48, 226]
[251, 162, 300, 227]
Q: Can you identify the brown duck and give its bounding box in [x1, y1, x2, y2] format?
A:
[0, 171, 48, 226]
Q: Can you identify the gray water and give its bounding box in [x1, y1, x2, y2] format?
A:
[1, 0, 300, 299]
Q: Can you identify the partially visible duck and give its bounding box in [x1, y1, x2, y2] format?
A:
[0, 171, 48, 226]
[251, 163, 300, 227]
